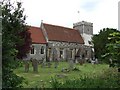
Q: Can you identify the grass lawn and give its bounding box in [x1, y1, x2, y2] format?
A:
[14, 61, 109, 88]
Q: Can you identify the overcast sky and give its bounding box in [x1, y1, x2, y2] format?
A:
[18, 0, 119, 34]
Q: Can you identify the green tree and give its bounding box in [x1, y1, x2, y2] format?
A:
[92, 28, 118, 63]
[105, 32, 120, 70]
[2, 0, 31, 88]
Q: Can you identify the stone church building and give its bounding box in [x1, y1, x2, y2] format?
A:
[24, 21, 94, 62]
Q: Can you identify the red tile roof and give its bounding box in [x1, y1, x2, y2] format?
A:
[43, 23, 84, 44]
[28, 26, 47, 44]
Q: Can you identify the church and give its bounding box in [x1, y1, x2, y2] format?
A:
[24, 21, 94, 62]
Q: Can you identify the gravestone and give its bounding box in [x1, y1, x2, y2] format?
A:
[66, 49, 70, 61]
[41, 59, 46, 68]
[53, 48, 57, 60]
[53, 48, 59, 68]
[32, 59, 38, 73]
[69, 58, 74, 70]
[47, 61, 51, 68]
[24, 60, 29, 73]
[95, 58, 98, 64]
[54, 58, 59, 68]
[79, 55, 83, 65]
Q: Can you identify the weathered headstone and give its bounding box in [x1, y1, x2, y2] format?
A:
[69, 59, 74, 70]
[95, 58, 98, 64]
[24, 60, 29, 73]
[53, 48, 59, 68]
[47, 62, 51, 68]
[41, 59, 46, 68]
[54, 58, 59, 68]
[53, 48, 57, 60]
[79, 55, 84, 65]
[32, 59, 38, 73]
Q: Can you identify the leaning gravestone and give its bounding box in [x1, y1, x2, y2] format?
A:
[53, 48, 57, 60]
[79, 55, 84, 65]
[69, 58, 74, 70]
[24, 60, 29, 73]
[53, 48, 59, 68]
[47, 61, 51, 68]
[32, 59, 38, 73]
[41, 59, 46, 68]
[54, 58, 59, 68]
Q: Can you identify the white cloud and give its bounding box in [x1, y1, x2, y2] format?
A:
[19, 0, 119, 34]
[93, 0, 119, 33]
[77, 0, 119, 34]
[80, 0, 102, 12]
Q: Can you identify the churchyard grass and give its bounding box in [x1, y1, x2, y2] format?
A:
[14, 61, 111, 88]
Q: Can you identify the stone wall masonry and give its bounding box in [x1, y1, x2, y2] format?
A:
[73, 21, 93, 35]
[24, 44, 46, 61]
[73, 21, 93, 27]
[47, 41, 84, 60]
[48, 41, 82, 49]
[84, 45, 94, 59]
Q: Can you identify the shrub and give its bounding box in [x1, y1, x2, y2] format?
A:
[50, 68, 120, 88]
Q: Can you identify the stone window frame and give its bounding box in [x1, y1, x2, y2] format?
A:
[41, 46, 44, 54]
[30, 45, 36, 55]
[70, 49, 73, 59]
[60, 48, 63, 58]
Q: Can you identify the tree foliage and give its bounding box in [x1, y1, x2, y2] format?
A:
[105, 32, 120, 68]
[92, 28, 118, 63]
[2, 0, 31, 88]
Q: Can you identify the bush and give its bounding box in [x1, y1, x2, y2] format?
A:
[50, 68, 120, 88]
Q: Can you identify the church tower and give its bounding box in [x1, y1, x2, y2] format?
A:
[73, 21, 93, 46]
[73, 21, 94, 59]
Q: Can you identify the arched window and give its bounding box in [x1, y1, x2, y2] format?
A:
[70, 49, 73, 58]
[31, 46, 35, 54]
[41, 46, 44, 54]
[60, 48, 63, 58]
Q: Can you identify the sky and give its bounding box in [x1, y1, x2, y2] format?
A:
[17, 0, 119, 34]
